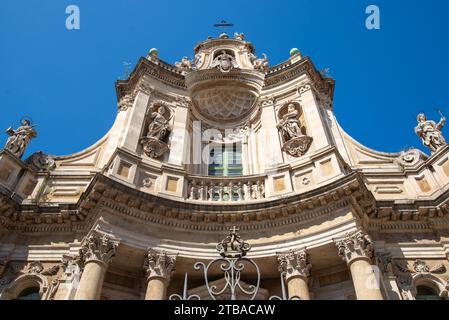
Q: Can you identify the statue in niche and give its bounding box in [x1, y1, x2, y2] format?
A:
[4, 119, 37, 159]
[140, 106, 171, 159]
[147, 106, 170, 141]
[210, 50, 238, 73]
[248, 52, 269, 72]
[276, 103, 313, 157]
[415, 112, 446, 153]
[277, 104, 302, 142]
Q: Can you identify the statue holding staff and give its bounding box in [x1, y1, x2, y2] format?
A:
[415, 110, 446, 153]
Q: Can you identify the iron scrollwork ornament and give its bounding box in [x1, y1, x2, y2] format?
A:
[194, 226, 261, 300]
[168, 273, 200, 301]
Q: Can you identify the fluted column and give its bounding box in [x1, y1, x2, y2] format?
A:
[335, 231, 383, 300]
[74, 233, 118, 300]
[277, 249, 312, 300]
[143, 249, 177, 300]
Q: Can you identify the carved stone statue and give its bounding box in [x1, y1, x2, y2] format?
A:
[175, 56, 195, 72]
[140, 106, 171, 159]
[277, 104, 313, 157]
[248, 53, 269, 72]
[234, 32, 245, 41]
[4, 119, 37, 159]
[147, 106, 170, 141]
[210, 50, 238, 73]
[277, 104, 302, 142]
[415, 113, 446, 153]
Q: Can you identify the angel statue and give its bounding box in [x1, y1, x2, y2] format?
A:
[175, 56, 195, 72]
[415, 112, 446, 153]
[4, 119, 37, 158]
[147, 106, 170, 141]
[248, 52, 269, 72]
[277, 104, 302, 142]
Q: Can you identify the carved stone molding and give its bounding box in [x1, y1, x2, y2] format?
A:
[335, 231, 374, 265]
[77, 233, 119, 267]
[25, 151, 56, 172]
[140, 137, 169, 159]
[375, 252, 394, 276]
[277, 249, 312, 281]
[117, 92, 137, 111]
[143, 249, 177, 283]
[397, 149, 425, 167]
[136, 80, 154, 96]
[395, 259, 447, 275]
[282, 135, 313, 157]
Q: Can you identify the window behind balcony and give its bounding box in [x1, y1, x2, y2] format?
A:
[208, 143, 243, 176]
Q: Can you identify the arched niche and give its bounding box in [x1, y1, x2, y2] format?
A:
[212, 48, 236, 60]
[410, 273, 448, 300]
[276, 101, 307, 143]
[143, 100, 174, 142]
[0, 273, 49, 300]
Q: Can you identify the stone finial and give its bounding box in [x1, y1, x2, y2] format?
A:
[335, 231, 374, 265]
[143, 249, 177, 282]
[77, 233, 118, 267]
[277, 249, 312, 281]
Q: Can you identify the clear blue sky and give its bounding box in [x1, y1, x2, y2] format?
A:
[1, 0, 449, 158]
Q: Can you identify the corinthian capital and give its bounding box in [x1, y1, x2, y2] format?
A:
[78, 233, 119, 267]
[143, 249, 177, 282]
[277, 249, 312, 281]
[335, 231, 374, 265]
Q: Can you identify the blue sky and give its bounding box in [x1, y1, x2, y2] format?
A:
[1, 0, 448, 158]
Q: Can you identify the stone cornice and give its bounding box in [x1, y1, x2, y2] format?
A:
[2, 170, 449, 234]
[114, 56, 335, 106]
[0, 172, 359, 233]
[115, 57, 187, 101]
[264, 57, 335, 98]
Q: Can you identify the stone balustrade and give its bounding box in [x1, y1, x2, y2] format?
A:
[186, 175, 266, 202]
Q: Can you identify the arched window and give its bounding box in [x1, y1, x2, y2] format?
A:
[415, 285, 443, 300]
[15, 286, 41, 300]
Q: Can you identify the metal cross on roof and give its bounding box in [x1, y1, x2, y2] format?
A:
[213, 20, 234, 28]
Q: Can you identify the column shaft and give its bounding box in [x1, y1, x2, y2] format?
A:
[349, 259, 383, 300]
[145, 278, 167, 300]
[74, 261, 106, 300]
[287, 276, 310, 300]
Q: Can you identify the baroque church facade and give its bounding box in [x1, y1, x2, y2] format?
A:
[1, 32, 448, 300]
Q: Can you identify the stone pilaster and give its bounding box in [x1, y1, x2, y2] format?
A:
[335, 231, 383, 300]
[74, 233, 118, 300]
[143, 249, 177, 300]
[375, 251, 402, 300]
[277, 249, 312, 300]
